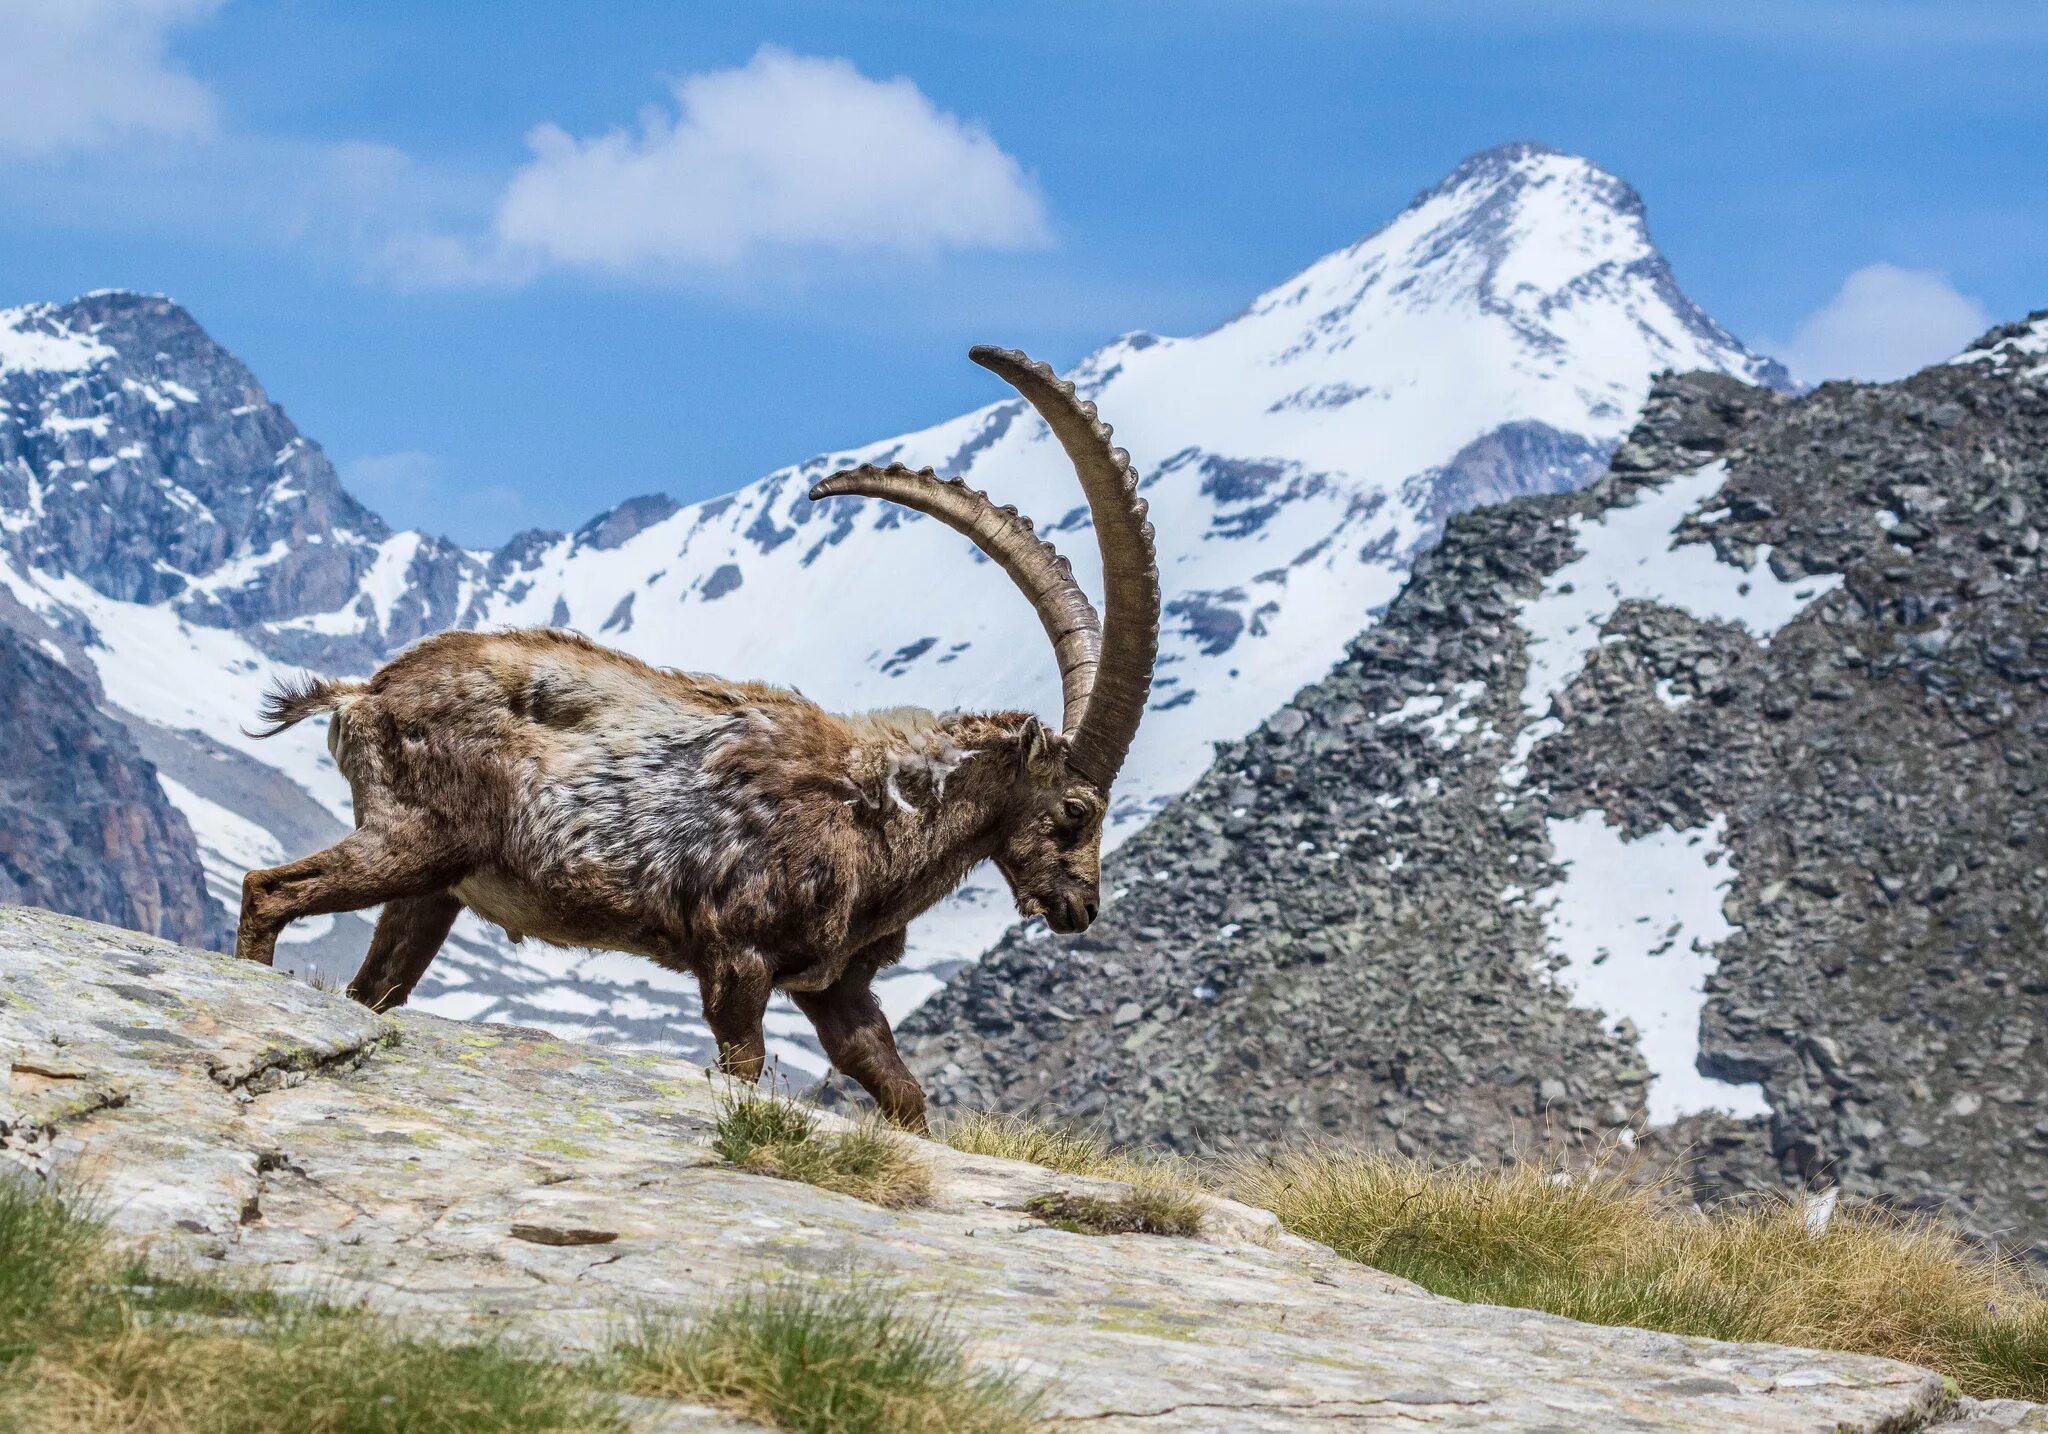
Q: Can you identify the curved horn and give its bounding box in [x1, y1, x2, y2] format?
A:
[969, 346, 1159, 789]
[808, 463, 1101, 731]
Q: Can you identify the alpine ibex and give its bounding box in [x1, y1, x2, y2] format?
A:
[236, 347, 1160, 1132]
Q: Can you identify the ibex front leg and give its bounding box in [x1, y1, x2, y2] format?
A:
[348, 891, 463, 1011]
[791, 938, 928, 1135]
[699, 948, 774, 1084]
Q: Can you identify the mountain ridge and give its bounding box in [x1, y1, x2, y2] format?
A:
[1, 143, 1788, 1069]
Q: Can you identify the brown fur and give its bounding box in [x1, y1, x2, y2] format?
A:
[237, 627, 1109, 1132]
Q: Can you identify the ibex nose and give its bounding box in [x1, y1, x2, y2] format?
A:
[1053, 893, 1098, 932]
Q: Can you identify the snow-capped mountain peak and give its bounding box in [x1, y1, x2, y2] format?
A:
[0, 145, 1788, 1069]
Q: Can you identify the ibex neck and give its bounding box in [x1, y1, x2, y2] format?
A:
[840, 708, 1024, 927]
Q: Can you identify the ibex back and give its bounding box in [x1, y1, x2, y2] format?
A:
[236, 346, 1161, 1133]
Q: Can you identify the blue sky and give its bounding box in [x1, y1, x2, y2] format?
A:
[2, 1, 2042, 546]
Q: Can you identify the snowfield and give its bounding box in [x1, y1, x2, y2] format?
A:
[1503, 463, 1839, 1120]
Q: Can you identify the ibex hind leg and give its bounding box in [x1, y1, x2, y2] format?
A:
[347, 891, 463, 1011]
[236, 825, 464, 968]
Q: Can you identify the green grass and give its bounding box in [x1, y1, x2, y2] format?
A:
[0, 1180, 619, 1434]
[714, 1092, 934, 1208]
[1018, 1186, 1205, 1239]
[712, 1088, 822, 1162]
[1221, 1146, 2048, 1402]
[0, 1180, 1048, 1432]
[614, 1282, 1043, 1434]
[117, 1261, 330, 1322]
[0, 1181, 117, 1363]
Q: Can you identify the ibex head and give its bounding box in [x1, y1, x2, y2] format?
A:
[809, 346, 1161, 935]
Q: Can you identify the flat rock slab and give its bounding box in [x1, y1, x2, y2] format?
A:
[0, 908, 1993, 1431]
[1926, 1401, 2048, 1433]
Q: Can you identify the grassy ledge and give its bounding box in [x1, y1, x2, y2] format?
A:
[938, 1109, 2048, 1401]
[714, 1091, 934, 1208]
[615, 1282, 1044, 1434]
[1222, 1146, 2048, 1403]
[943, 1113, 1208, 1237]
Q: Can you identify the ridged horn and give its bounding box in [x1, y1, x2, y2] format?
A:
[968, 346, 1159, 789]
[807, 463, 1102, 731]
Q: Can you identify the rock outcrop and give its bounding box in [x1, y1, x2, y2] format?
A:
[0, 905, 2017, 1433]
[0, 291, 474, 666]
[900, 316, 2048, 1261]
[0, 628, 223, 949]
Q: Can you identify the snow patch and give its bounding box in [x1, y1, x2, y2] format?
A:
[1535, 810, 1768, 1123]
[0, 562, 356, 825]
[1378, 679, 1491, 750]
[358, 532, 423, 631]
[157, 775, 286, 871]
[1506, 462, 1841, 781]
[156, 773, 289, 914]
[180, 540, 294, 599]
[0, 307, 115, 375]
[412, 990, 500, 1022]
[1951, 315, 2048, 382]
[41, 411, 112, 438]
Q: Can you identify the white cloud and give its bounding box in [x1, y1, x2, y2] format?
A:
[0, 0, 222, 158]
[0, 25, 1046, 294]
[406, 47, 1050, 284]
[1773, 263, 1992, 383]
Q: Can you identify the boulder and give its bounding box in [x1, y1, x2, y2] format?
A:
[0, 905, 1992, 1432]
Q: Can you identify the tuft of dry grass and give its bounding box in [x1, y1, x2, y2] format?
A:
[944, 1112, 1210, 1237]
[614, 1281, 1044, 1434]
[292, 965, 341, 993]
[942, 1111, 1140, 1180]
[940, 1110, 1202, 1188]
[1018, 1184, 1205, 1239]
[714, 1092, 934, 1208]
[1221, 1146, 2048, 1402]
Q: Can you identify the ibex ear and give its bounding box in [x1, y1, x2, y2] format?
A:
[1017, 715, 1066, 780]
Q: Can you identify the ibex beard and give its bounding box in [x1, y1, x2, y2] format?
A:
[235, 346, 1161, 1135]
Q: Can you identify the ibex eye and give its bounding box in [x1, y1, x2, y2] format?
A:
[1062, 799, 1089, 823]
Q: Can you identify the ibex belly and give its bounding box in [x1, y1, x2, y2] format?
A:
[452, 870, 669, 960]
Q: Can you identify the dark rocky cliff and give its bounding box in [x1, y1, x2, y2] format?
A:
[0, 625, 224, 949]
[900, 316, 2048, 1260]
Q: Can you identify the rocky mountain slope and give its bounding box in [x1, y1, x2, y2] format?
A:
[0, 624, 221, 949]
[3, 905, 2027, 1434]
[0, 143, 1785, 1068]
[902, 314, 2048, 1259]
